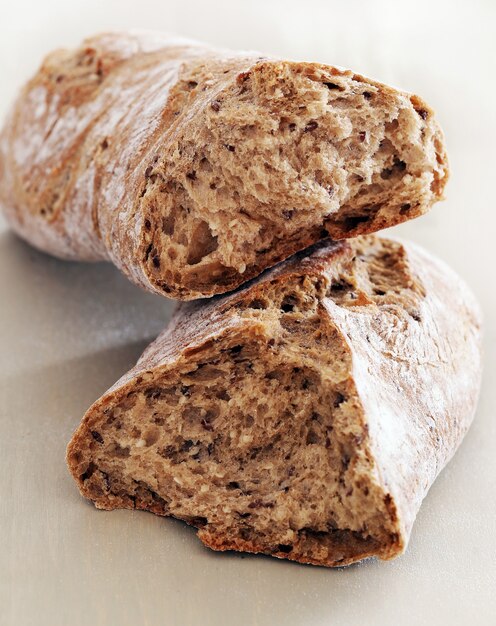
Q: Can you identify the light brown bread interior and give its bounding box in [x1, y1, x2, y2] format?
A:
[143, 61, 447, 298]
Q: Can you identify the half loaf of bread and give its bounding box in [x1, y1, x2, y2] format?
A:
[67, 236, 481, 566]
[0, 31, 448, 299]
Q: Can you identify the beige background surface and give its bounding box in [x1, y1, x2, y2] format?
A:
[1, 1, 495, 624]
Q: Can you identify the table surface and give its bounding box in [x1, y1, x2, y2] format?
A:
[1, 1, 495, 625]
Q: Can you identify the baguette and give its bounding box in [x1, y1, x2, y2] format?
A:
[66, 235, 481, 566]
[0, 31, 448, 299]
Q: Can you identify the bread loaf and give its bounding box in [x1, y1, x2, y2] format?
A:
[0, 31, 448, 299]
[66, 235, 481, 566]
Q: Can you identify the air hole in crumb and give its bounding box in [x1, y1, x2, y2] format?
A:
[216, 389, 231, 401]
[144, 387, 162, 400]
[386, 119, 399, 132]
[393, 157, 407, 171]
[205, 407, 220, 421]
[343, 215, 369, 231]
[187, 365, 224, 382]
[334, 393, 346, 408]
[186, 221, 218, 265]
[306, 429, 320, 445]
[144, 427, 160, 447]
[248, 299, 266, 310]
[281, 295, 298, 313]
[227, 481, 240, 490]
[182, 406, 202, 422]
[304, 120, 319, 132]
[324, 82, 341, 90]
[144, 243, 153, 261]
[80, 462, 96, 482]
[400, 203, 411, 214]
[91, 431, 104, 444]
[110, 444, 130, 458]
[201, 419, 214, 432]
[330, 280, 352, 293]
[278, 544, 293, 553]
[162, 214, 175, 236]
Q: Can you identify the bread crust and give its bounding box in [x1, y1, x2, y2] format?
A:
[66, 236, 481, 566]
[0, 31, 448, 299]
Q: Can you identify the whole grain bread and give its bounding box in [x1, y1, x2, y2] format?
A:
[0, 31, 448, 299]
[66, 235, 481, 566]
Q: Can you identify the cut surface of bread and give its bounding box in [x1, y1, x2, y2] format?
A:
[0, 31, 448, 299]
[66, 236, 481, 566]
